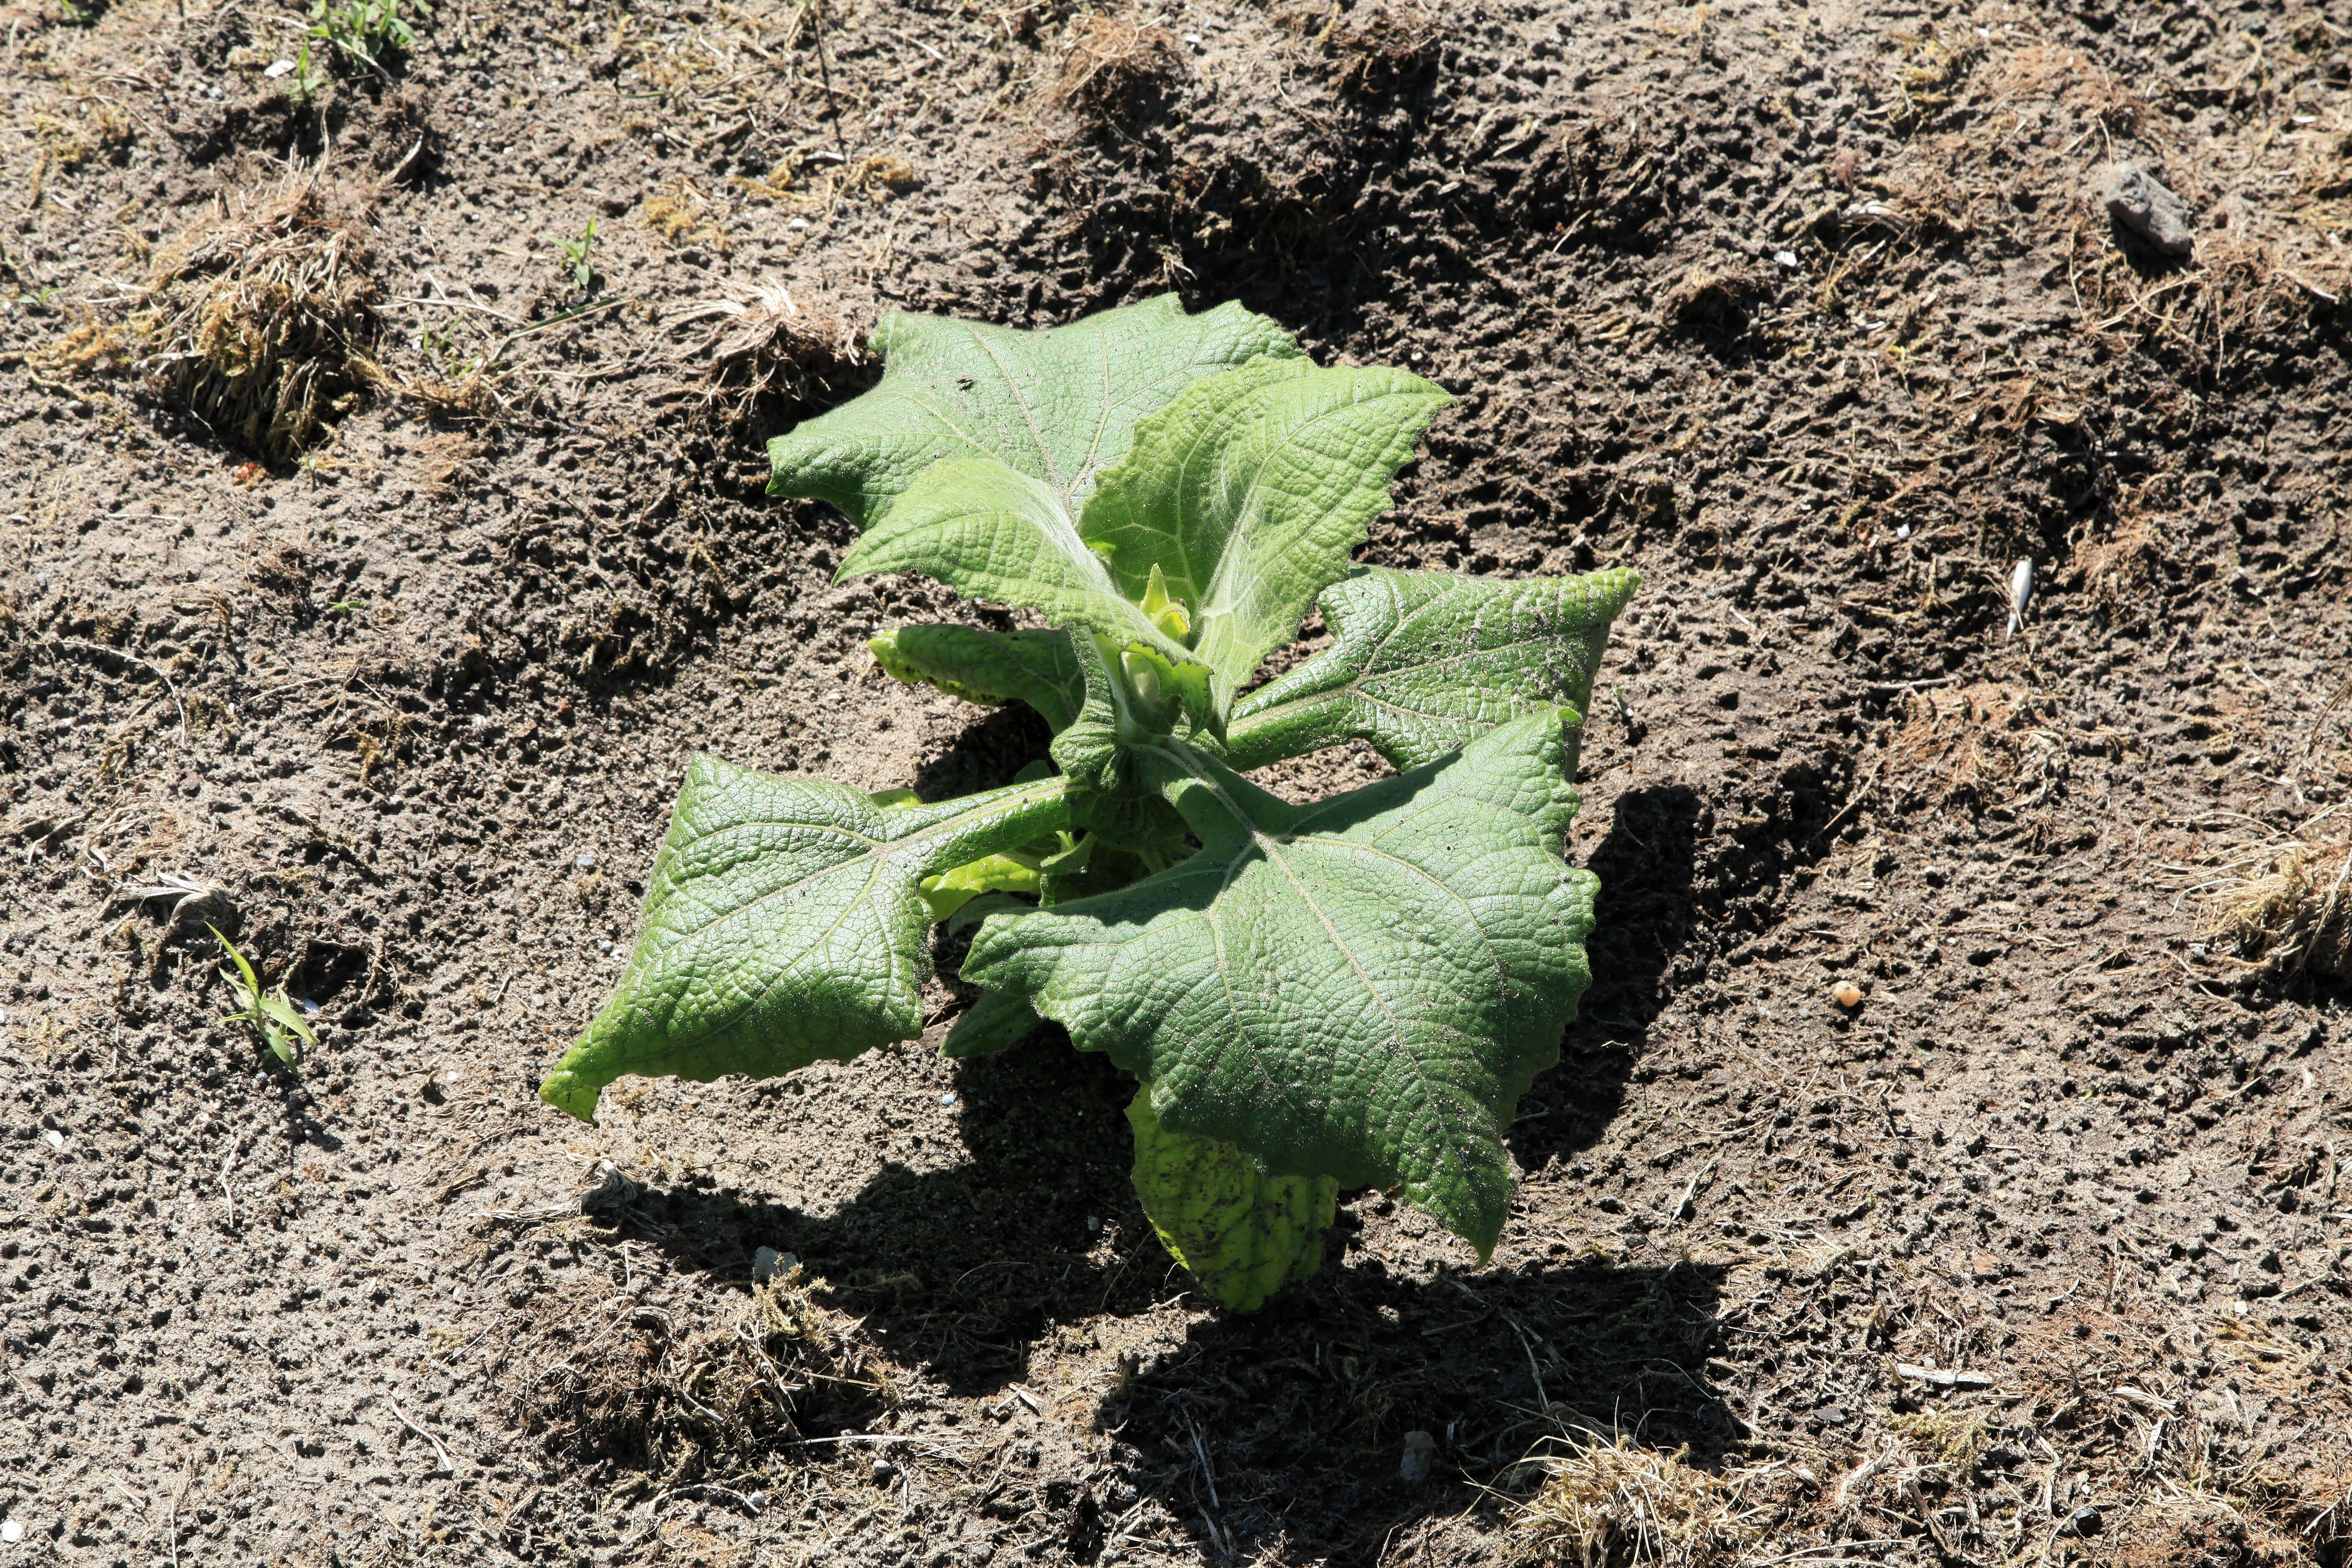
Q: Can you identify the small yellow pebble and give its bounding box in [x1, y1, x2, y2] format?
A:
[1832, 981, 1865, 1008]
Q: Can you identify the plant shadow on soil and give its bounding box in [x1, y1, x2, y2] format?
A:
[606, 776, 1728, 1556]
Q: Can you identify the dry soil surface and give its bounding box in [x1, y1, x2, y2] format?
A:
[4, 1, 2352, 1565]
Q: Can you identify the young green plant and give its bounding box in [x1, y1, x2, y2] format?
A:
[538, 297, 1638, 1309]
[211, 926, 316, 1069]
[557, 219, 597, 292]
[307, 0, 430, 73]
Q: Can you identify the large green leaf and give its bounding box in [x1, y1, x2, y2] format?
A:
[1223, 566, 1641, 771]
[1126, 1088, 1336, 1310]
[836, 459, 1204, 686]
[1080, 358, 1451, 703]
[869, 625, 1084, 732]
[962, 710, 1596, 1256]
[767, 295, 1300, 525]
[541, 759, 1071, 1121]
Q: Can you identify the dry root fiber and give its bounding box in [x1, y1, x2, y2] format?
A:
[2202, 841, 2352, 980]
[137, 170, 381, 462]
[1514, 1427, 1787, 1567]
[505, 1268, 891, 1483]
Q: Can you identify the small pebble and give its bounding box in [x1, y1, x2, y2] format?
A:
[44, 1130, 64, 1151]
[576, 852, 599, 871]
[1399, 1429, 1438, 1485]
[872, 1459, 898, 1484]
[1832, 981, 1865, 1008]
[939, 1093, 957, 1107]
[2, 1519, 24, 1543]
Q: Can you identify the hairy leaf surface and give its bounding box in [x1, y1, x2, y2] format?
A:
[542, 759, 1070, 1121]
[766, 295, 1300, 525]
[869, 625, 1083, 732]
[962, 710, 1596, 1256]
[1223, 566, 1641, 771]
[1081, 358, 1451, 703]
[1126, 1089, 1336, 1310]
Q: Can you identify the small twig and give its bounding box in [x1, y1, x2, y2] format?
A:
[1864, 675, 1965, 692]
[51, 637, 188, 745]
[217, 1133, 239, 1228]
[651, 1482, 764, 1516]
[386, 1397, 455, 1473]
[808, 0, 848, 159]
[1667, 1157, 1718, 1222]
[474, 296, 630, 374]
[1179, 1411, 1220, 1511]
[1813, 758, 1885, 844]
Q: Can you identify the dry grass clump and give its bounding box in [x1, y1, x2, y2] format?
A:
[679, 283, 869, 427]
[1887, 681, 2064, 810]
[1274, 1, 1438, 94]
[1053, 13, 1183, 113]
[1883, 26, 1986, 128]
[507, 1269, 892, 1483]
[1514, 1426, 1788, 1567]
[643, 180, 730, 251]
[2200, 839, 2352, 979]
[138, 170, 381, 462]
[2072, 509, 2169, 621]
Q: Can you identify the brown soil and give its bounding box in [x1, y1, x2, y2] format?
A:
[5, 1, 2351, 1565]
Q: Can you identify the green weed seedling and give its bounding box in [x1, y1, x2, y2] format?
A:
[538, 297, 1638, 1309]
[288, 42, 326, 105]
[557, 218, 597, 292]
[307, 0, 429, 73]
[211, 926, 316, 1070]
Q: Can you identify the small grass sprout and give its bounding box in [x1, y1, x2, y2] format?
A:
[289, 41, 326, 105]
[557, 218, 598, 291]
[211, 925, 317, 1069]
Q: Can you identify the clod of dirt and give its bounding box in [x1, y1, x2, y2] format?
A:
[2097, 161, 2195, 256]
[1666, 265, 1764, 332]
[1301, 1, 1439, 95]
[132, 167, 382, 461]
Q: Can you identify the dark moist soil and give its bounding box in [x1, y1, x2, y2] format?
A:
[5, 1, 2352, 1565]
